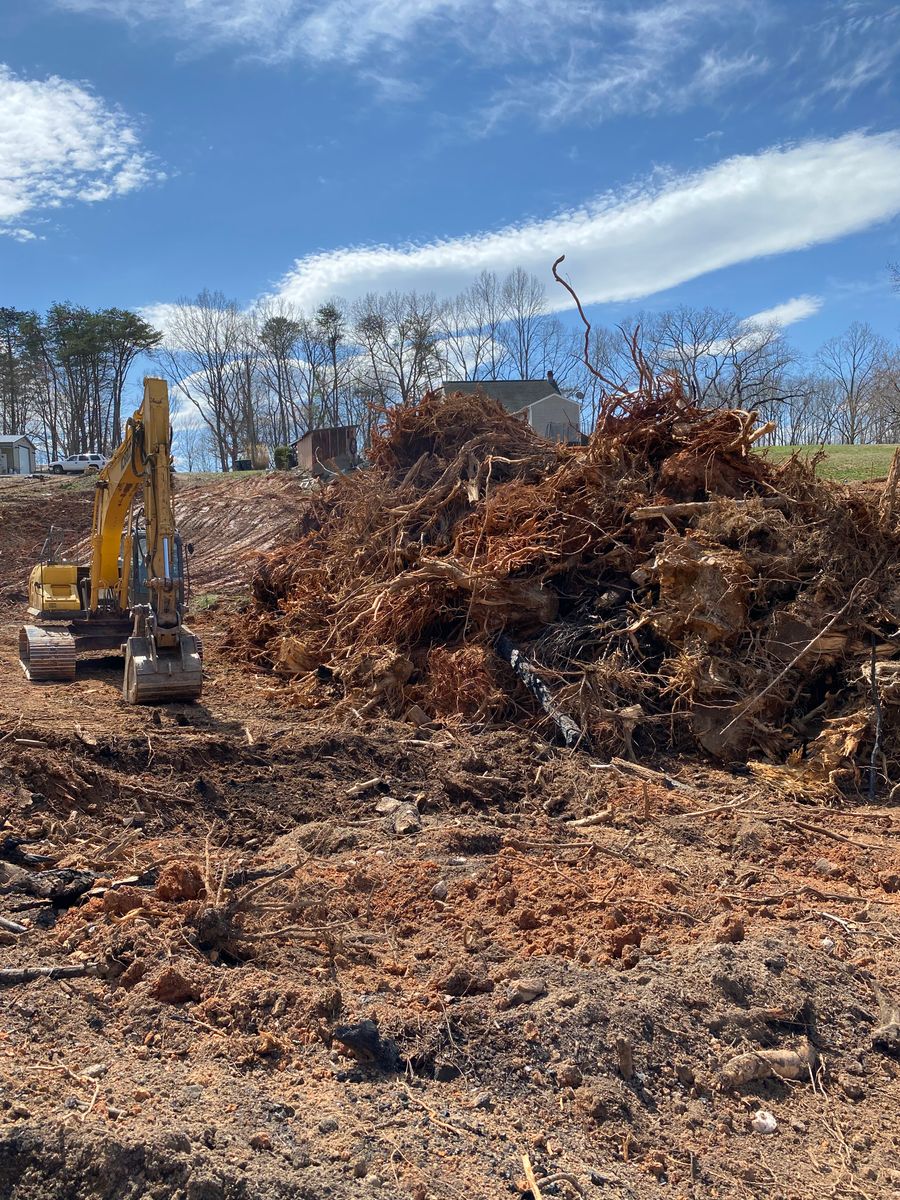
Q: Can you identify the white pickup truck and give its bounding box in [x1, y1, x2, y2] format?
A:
[47, 452, 108, 475]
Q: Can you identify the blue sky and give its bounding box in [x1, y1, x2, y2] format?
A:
[2, 0, 900, 355]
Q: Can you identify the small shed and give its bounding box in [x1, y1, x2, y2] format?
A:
[0, 434, 36, 475]
[293, 426, 358, 476]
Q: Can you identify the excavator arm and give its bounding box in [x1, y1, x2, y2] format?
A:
[89, 377, 179, 640]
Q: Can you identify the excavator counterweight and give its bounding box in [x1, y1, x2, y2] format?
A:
[19, 378, 203, 704]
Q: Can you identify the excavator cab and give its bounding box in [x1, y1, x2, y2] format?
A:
[18, 378, 203, 704]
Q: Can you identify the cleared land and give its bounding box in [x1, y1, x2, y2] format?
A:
[0, 437, 898, 1200]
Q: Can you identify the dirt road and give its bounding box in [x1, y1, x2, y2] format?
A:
[1, 474, 899, 1200]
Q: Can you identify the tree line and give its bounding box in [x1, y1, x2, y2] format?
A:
[0, 304, 161, 458]
[2, 270, 898, 471]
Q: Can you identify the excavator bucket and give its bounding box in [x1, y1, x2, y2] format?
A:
[122, 627, 203, 704]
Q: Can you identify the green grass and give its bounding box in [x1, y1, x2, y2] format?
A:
[761, 443, 898, 482]
[192, 592, 223, 611]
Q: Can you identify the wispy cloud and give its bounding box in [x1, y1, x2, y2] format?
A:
[0, 64, 160, 238]
[270, 133, 900, 312]
[483, 3, 768, 130]
[743, 295, 823, 329]
[55, 0, 485, 62]
[54, 0, 770, 126]
[815, 2, 900, 102]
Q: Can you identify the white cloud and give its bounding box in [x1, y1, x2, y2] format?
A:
[742, 295, 823, 330]
[270, 132, 900, 313]
[138, 302, 185, 342]
[0, 64, 159, 237]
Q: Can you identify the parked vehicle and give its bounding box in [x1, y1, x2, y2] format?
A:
[47, 452, 108, 475]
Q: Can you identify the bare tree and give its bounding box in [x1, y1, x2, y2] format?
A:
[154, 291, 247, 470]
[816, 321, 888, 444]
[256, 300, 302, 447]
[353, 291, 442, 406]
[499, 267, 547, 378]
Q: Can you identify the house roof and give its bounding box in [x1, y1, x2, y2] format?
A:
[0, 434, 34, 447]
[292, 425, 356, 447]
[441, 378, 561, 414]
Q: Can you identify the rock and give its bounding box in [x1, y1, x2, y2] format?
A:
[750, 1110, 777, 1134]
[81, 1063, 108, 1079]
[102, 887, 145, 915]
[620, 944, 641, 969]
[608, 925, 641, 958]
[162, 1131, 192, 1154]
[712, 914, 745, 944]
[555, 1062, 582, 1088]
[872, 1018, 900, 1056]
[332, 1020, 400, 1069]
[150, 966, 201, 1004]
[392, 804, 421, 835]
[434, 964, 493, 997]
[156, 861, 204, 902]
[405, 704, 431, 727]
[375, 798, 401, 815]
[839, 1074, 866, 1101]
[117, 959, 147, 990]
[249, 1132, 272, 1151]
[254, 1031, 284, 1056]
[430, 880, 448, 901]
[675, 1063, 695, 1086]
[814, 857, 841, 879]
[503, 977, 546, 1007]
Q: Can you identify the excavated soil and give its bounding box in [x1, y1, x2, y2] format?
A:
[1, 474, 899, 1200]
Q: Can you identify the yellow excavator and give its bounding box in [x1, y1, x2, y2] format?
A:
[19, 377, 203, 703]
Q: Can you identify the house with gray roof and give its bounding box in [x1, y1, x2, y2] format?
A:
[0, 434, 36, 475]
[441, 372, 582, 443]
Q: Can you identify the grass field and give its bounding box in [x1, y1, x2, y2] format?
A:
[761, 443, 898, 482]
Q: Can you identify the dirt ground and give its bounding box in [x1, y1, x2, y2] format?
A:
[1, 473, 899, 1200]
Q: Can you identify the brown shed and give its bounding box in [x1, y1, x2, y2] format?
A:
[294, 426, 358, 475]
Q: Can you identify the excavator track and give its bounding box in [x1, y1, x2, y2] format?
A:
[18, 626, 77, 681]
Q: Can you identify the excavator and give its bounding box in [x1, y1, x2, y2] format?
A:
[18, 377, 203, 703]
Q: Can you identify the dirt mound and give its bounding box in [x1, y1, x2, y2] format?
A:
[174, 472, 314, 597]
[234, 384, 900, 791]
[0, 472, 315, 608]
[0, 478, 93, 601]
